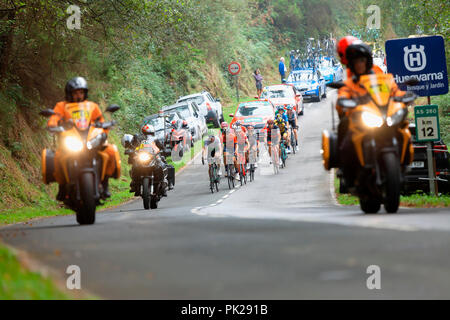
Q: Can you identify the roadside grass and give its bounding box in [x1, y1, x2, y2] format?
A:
[0, 247, 69, 300]
[334, 171, 450, 208]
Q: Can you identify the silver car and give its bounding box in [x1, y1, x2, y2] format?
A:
[162, 101, 207, 141]
[177, 91, 224, 128]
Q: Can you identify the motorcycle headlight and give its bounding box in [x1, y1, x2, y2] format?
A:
[138, 151, 152, 163]
[64, 136, 83, 152]
[386, 108, 406, 127]
[361, 111, 383, 128]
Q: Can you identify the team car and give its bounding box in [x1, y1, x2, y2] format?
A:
[259, 84, 304, 116]
[287, 68, 326, 102]
[229, 100, 276, 134]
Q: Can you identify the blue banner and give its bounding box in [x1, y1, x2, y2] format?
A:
[385, 36, 448, 97]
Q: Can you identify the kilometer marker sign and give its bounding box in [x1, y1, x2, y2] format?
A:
[414, 104, 440, 142]
[228, 61, 241, 75]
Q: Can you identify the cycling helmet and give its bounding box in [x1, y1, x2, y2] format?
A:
[234, 120, 242, 127]
[142, 124, 155, 135]
[221, 121, 228, 130]
[182, 120, 189, 129]
[277, 105, 285, 112]
[171, 120, 177, 127]
[337, 36, 359, 65]
[281, 79, 287, 84]
[121, 134, 134, 148]
[346, 41, 373, 75]
[65, 77, 88, 102]
[267, 119, 274, 125]
[286, 105, 293, 110]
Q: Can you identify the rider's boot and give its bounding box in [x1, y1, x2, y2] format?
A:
[101, 178, 111, 199]
[56, 184, 66, 201]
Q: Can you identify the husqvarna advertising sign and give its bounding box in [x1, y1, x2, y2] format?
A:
[385, 36, 448, 97]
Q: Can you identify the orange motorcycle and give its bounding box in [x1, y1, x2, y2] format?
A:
[40, 103, 121, 224]
[322, 73, 416, 213]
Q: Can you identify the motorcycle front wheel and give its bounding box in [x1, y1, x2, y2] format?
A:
[76, 172, 96, 225]
[142, 177, 150, 210]
[382, 152, 401, 213]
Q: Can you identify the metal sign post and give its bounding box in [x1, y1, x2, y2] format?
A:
[235, 75, 240, 103]
[228, 61, 241, 103]
[414, 104, 440, 195]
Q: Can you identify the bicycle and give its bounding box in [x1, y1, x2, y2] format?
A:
[224, 152, 235, 189]
[248, 148, 257, 182]
[290, 127, 298, 155]
[203, 157, 219, 193]
[270, 143, 280, 175]
[280, 138, 288, 168]
[236, 151, 247, 186]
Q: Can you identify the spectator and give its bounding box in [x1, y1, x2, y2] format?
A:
[278, 57, 287, 83]
[253, 69, 263, 97]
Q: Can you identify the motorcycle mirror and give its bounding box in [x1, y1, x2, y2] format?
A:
[326, 81, 344, 89]
[39, 109, 56, 117]
[106, 104, 120, 113]
[63, 119, 75, 130]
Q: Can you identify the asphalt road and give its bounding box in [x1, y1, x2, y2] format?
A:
[1, 90, 450, 299]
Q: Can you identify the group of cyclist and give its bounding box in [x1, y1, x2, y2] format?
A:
[202, 104, 299, 183]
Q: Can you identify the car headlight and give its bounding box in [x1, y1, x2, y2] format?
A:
[64, 136, 83, 152]
[361, 111, 383, 128]
[138, 151, 152, 163]
[386, 108, 406, 127]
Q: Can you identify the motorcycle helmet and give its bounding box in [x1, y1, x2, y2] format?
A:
[121, 134, 134, 148]
[346, 41, 373, 75]
[142, 124, 155, 136]
[337, 36, 358, 65]
[65, 77, 88, 102]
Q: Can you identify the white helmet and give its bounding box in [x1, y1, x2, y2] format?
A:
[142, 124, 155, 135]
[121, 134, 134, 148]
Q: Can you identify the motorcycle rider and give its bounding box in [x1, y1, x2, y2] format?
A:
[126, 124, 174, 197]
[47, 77, 120, 200]
[335, 38, 404, 187]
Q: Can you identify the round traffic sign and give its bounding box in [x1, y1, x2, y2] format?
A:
[228, 61, 241, 75]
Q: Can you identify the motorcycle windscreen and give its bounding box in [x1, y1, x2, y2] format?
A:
[65, 102, 94, 130]
[359, 74, 395, 107]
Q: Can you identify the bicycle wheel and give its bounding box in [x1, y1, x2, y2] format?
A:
[281, 144, 287, 168]
[291, 130, 296, 155]
[239, 165, 244, 186]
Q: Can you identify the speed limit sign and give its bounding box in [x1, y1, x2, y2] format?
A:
[228, 61, 241, 75]
[414, 105, 440, 142]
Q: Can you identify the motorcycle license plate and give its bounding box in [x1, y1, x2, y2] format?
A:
[409, 161, 424, 168]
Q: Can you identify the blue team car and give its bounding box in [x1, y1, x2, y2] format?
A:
[286, 68, 326, 102]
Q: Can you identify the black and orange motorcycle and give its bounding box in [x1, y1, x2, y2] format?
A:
[40, 103, 121, 224]
[322, 74, 416, 213]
